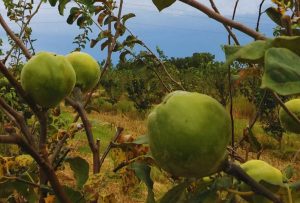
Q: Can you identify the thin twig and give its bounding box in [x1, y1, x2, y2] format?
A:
[256, 0, 266, 32]
[179, 0, 266, 40]
[0, 97, 35, 147]
[209, 0, 240, 45]
[2, 176, 52, 191]
[2, 0, 43, 64]
[0, 61, 40, 117]
[125, 48, 171, 92]
[99, 127, 124, 169]
[228, 0, 240, 44]
[0, 14, 32, 59]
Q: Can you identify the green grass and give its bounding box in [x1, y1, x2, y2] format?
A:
[76, 120, 115, 154]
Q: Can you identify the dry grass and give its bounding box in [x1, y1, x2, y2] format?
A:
[60, 107, 300, 202]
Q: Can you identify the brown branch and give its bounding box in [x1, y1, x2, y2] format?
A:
[228, 0, 240, 44]
[0, 134, 19, 144]
[0, 97, 35, 147]
[65, 97, 100, 173]
[209, 0, 240, 45]
[179, 0, 266, 40]
[2, 0, 43, 64]
[18, 136, 71, 203]
[256, 0, 266, 32]
[0, 14, 32, 59]
[99, 127, 123, 169]
[225, 64, 235, 150]
[73, 0, 124, 123]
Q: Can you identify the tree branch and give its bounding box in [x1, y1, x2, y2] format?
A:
[179, 0, 266, 40]
[223, 160, 282, 203]
[65, 97, 100, 173]
[0, 14, 32, 59]
[0, 97, 35, 147]
[256, 0, 266, 32]
[99, 127, 123, 169]
[2, 0, 43, 64]
[209, 0, 240, 45]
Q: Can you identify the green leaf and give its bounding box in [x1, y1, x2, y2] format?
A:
[271, 36, 300, 56]
[122, 13, 136, 24]
[159, 181, 189, 203]
[101, 40, 110, 51]
[76, 16, 86, 27]
[67, 7, 81, 24]
[120, 50, 131, 63]
[261, 48, 300, 95]
[225, 40, 272, 66]
[130, 162, 155, 203]
[283, 165, 294, 180]
[55, 186, 85, 203]
[265, 7, 283, 26]
[0, 178, 38, 201]
[152, 0, 176, 11]
[65, 156, 89, 189]
[48, 0, 58, 6]
[187, 189, 218, 203]
[223, 45, 241, 60]
[58, 0, 70, 15]
[133, 134, 149, 145]
[104, 16, 118, 25]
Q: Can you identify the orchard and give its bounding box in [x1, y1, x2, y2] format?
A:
[0, 0, 300, 203]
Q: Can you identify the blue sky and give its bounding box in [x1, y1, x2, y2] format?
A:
[0, 0, 276, 64]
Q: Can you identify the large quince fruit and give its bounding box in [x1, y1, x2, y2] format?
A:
[147, 91, 231, 178]
[21, 52, 76, 108]
[240, 160, 284, 203]
[66, 52, 100, 92]
[279, 99, 300, 134]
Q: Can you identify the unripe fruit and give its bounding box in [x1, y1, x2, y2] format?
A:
[279, 99, 300, 133]
[21, 52, 76, 108]
[240, 160, 284, 203]
[66, 52, 100, 92]
[147, 91, 231, 178]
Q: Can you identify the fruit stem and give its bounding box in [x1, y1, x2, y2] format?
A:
[223, 160, 283, 203]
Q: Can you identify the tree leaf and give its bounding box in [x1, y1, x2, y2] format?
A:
[97, 12, 107, 25]
[55, 186, 85, 203]
[133, 134, 149, 145]
[223, 45, 241, 60]
[101, 40, 110, 51]
[65, 156, 89, 189]
[271, 36, 300, 56]
[120, 50, 131, 63]
[58, 0, 70, 15]
[122, 13, 136, 24]
[261, 48, 300, 95]
[225, 40, 272, 66]
[67, 7, 81, 24]
[48, 0, 58, 6]
[159, 181, 189, 203]
[104, 15, 118, 25]
[265, 7, 283, 26]
[152, 0, 176, 12]
[130, 162, 155, 203]
[283, 165, 294, 180]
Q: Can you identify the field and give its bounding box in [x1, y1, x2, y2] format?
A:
[53, 99, 300, 202]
